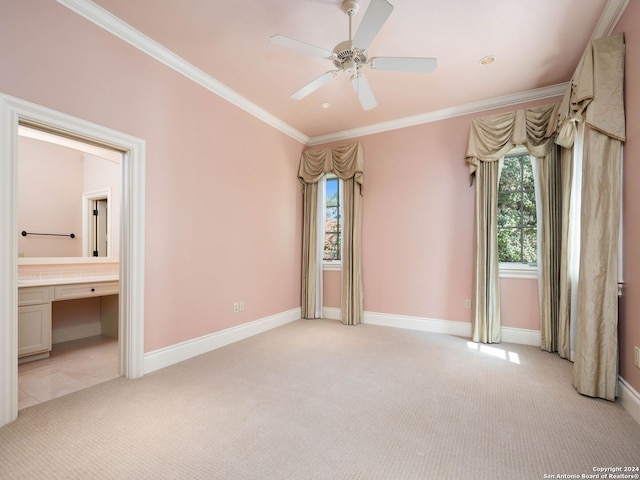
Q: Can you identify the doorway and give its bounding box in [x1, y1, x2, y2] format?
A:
[92, 199, 108, 257]
[82, 189, 112, 258]
[17, 130, 121, 409]
[91, 198, 109, 257]
[0, 93, 146, 427]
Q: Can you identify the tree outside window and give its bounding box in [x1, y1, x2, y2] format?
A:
[324, 177, 341, 261]
[497, 152, 537, 264]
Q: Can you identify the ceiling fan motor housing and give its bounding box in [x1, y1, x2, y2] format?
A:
[333, 40, 368, 76]
[342, 0, 360, 16]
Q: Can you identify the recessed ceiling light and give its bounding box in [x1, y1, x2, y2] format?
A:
[320, 102, 332, 109]
[480, 55, 496, 66]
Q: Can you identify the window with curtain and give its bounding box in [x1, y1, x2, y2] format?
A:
[323, 175, 342, 268]
[498, 148, 537, 278]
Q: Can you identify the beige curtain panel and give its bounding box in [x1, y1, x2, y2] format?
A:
[465, 33, 625, 402]
[300, 181, 320, 319]
[470, 160, 501, 343]
[557, 33, 625, 401]
[535, 145, 573, 358]
[533, 144, 572, 356]
[298, 143, 364, 326]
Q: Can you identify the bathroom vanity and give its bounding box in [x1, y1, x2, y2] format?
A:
[18, 272, 119, 362]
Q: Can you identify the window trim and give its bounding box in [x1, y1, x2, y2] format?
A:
[499, 262, 538, 279]
[323, 261, 342, 271]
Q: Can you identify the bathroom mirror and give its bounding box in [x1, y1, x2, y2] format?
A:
[17, 126, 122, 262]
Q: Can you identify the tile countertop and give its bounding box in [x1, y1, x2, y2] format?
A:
[17, 274, 119, 288]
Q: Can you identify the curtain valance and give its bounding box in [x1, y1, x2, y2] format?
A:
[466, 33, 625, 162]
[465, 103, 559, 178]
[557, 33, 626, 148]
[298, 142, 364, 189]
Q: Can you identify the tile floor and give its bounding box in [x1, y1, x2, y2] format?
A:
[18, 335, 119, 410]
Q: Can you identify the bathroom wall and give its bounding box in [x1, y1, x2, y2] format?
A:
[18, 137, 121, 258]
[18, 137, 84, 257]
[82, 152, 121, 257]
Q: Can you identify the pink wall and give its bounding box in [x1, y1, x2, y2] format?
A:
[323, 270, 341, 308]
[320, 99, 554, 329]
[614, 3, 640, 393]
[358, 117, 474, 322]
[1, 0, 303, 352]
[500, 279, 540, 330]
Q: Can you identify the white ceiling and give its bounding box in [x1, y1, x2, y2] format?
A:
[64, 0, 625, 144]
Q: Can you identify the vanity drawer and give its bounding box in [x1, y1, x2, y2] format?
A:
[53, 281, 119, 300]
[18, 286, 51, 306]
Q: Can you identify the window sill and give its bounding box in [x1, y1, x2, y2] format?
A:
[499, 263, 538, 279]
[323, 262, 342, 272]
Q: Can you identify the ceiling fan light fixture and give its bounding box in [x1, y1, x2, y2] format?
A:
[343, 59, 357, 76]
[480, 55, 496, 66]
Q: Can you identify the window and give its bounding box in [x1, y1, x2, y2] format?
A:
[497, 150, 537, 270]
[323, 176, 342, 266]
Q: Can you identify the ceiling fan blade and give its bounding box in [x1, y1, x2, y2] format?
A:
[291, 70, 338, 100]
[351, 74, 377, 110]
[352, 0, 393, 50]
[370, 56, 438, 74]
[270, 34, 333, 59]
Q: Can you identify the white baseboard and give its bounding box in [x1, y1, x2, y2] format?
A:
[52, 321, 102, 344]
[501, 326, 541, 346]
[363, 311, 541, 346]
[322, 307, 341, 320]
[143, 308, 301, 375]
[363, 311, 472, 336]
[618, 377, 640, 426]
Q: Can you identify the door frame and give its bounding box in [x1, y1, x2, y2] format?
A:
[0, 93, 146, 427]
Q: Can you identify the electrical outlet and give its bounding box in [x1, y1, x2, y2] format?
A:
[464, 299, 471, 309]
[635, 346, 640, 369]
[233, 302, 240, 313]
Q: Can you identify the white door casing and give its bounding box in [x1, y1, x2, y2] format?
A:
[0, 93, 145, 427]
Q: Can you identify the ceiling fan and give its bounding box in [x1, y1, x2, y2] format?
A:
[270, 0, 437, 110]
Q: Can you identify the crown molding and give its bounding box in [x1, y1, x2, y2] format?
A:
[56, 0, 310, 145]
[306, 83, 568, 146]
[58, 0, 627, 148]
[591, 0, 630, 40]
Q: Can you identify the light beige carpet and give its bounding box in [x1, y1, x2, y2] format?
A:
[1, 319, 639, 479]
